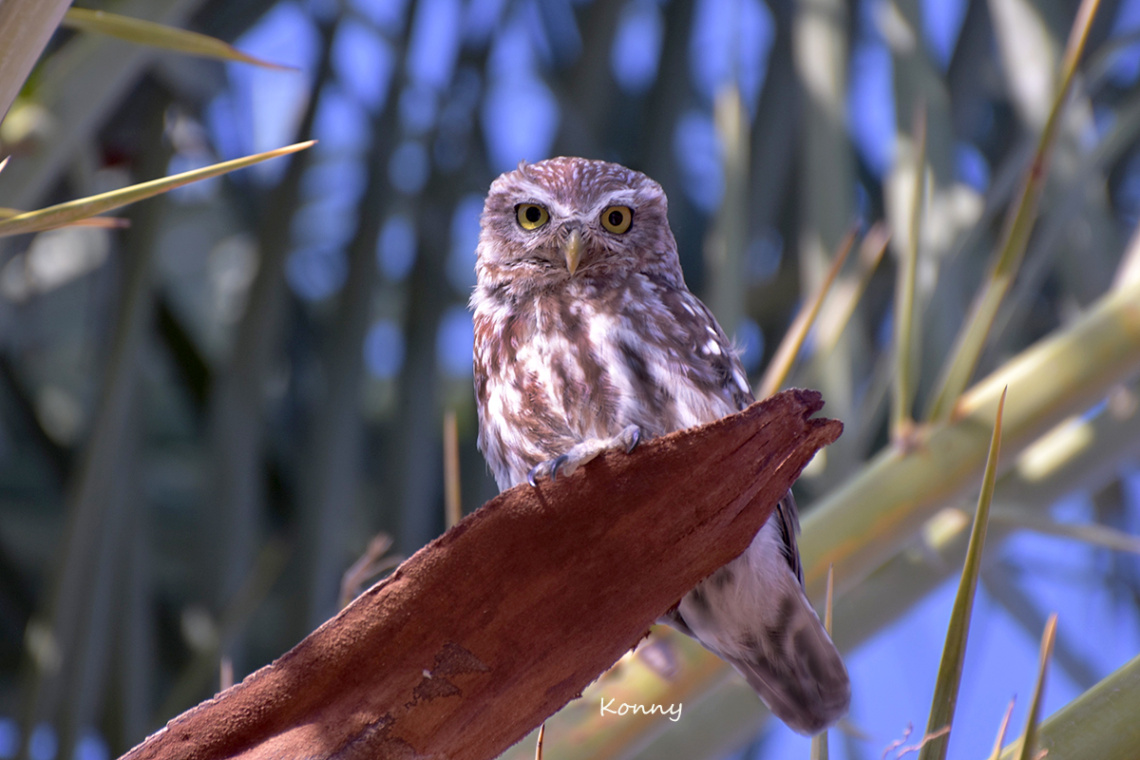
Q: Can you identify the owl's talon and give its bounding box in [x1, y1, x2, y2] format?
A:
[527, 454, 571, 486]
[549, 454, 570, 480]
[527, 427, 641, 487]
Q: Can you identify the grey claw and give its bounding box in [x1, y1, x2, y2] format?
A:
[626, 427, 642, 453]
[549, 454, 570, 480]
[526, 466, 540, 488]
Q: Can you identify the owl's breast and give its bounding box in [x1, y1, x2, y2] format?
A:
[525, 283, 739, 437]
[472, 277, 746, 488]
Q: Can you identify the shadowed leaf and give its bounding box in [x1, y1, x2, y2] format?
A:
[61, 8, 295, 70]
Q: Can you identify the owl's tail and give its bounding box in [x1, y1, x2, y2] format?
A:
[665, 518, 850, 735]
[722, 587, 850, 735]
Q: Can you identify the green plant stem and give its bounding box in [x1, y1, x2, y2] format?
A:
[802, 279, 1140, 600]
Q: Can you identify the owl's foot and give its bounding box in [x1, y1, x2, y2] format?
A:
[526, 425, 641, 486]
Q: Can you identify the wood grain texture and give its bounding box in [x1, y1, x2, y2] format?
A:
[122, 389, 841, 760]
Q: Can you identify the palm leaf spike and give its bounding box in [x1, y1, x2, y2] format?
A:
[916, 387, 1007, 760]
[444, 410, 462, 529]
[810, 564, 837, 760]
[987, 698, 1017, 760]
[815, 222, 890, 357]
[219, 657, 234, 691]
[756, 225, 857, 399]
[707, 85, 750, 340]
[0, 207, 128, 229]
[925, 0, 1103, 423]
[892, 103, 926, 444]
[0, 141, 315, 238]
[998, 650, 1140, 759]
[61, 9, 296, 70]
[824, 563, 835, 635]
[1013, 614, 1058, 760]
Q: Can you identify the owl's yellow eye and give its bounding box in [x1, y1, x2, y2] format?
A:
[600, 205, 633, 234]
[516, 204, 549, 230]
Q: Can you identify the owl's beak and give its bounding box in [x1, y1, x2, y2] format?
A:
[563, 229, 583, 276]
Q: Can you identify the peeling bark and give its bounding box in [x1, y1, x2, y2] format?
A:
[122, 389, 842, 760]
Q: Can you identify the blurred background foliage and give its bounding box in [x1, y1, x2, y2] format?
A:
[0, 0, 1138, 758]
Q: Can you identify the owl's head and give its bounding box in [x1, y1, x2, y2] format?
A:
[475, 157, 680, 290]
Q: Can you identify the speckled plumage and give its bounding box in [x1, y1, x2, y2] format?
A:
[470, 157, 849, 734]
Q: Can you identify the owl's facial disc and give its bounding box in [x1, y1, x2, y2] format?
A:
[563, 229, 583, 276]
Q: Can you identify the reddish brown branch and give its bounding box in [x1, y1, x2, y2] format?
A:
[123, 389, 842, 760]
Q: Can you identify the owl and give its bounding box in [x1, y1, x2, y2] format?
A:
[470, 157, 850, 735]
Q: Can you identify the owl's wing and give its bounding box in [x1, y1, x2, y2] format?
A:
[658, 281, 804, 583]
[774, 491, 804, 584]
[656, 283, 754, 414]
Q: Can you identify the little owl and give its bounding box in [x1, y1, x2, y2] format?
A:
[470, 157, 850, 734]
